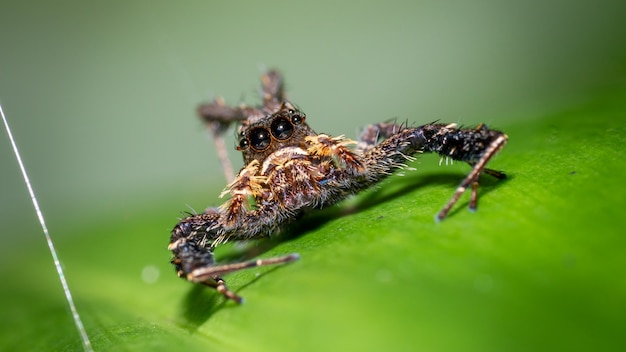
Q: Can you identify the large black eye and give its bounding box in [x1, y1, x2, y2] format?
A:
[249, 127, 271, 150]
[270, 117, 293, 140]
[238, 138, 249, 150]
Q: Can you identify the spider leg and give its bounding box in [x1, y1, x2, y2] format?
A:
[191, 255, 299, 304]
[191, 255, 299, 303]
[465, 161, 506, 213]
[432, 128, 508, 220]
[196, 70, 287, 183]
[348, 123, 507, 220]
[357, 121, 405, 151]
[197, 98, 257, 182]
[469, 180, 479, 211]
[480, 166, 507, 180]
[260, 70, 285, 107]
[169, 211, 300, 303]
[170, 154, 309, 303]
[189, 254, 301, 281]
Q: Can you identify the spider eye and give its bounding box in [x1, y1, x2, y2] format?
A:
[249, 127, 271, 151]
[238, 138, 249, 150]
[290, 113, 304, 125]
[270, 117, 293, 140]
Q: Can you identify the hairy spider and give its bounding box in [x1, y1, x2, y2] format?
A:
[169, 70, 508, 303]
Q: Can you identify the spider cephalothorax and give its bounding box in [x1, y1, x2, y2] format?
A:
[236, 103, 315, 164]
[169, 70, 508, 303]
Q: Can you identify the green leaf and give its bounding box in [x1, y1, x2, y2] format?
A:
[1, 85, 625, 352]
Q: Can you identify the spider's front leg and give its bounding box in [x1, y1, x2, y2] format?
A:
[169, 211, 298, 304]
[169, 160, 302, 303]
[357, 122, 507, 220]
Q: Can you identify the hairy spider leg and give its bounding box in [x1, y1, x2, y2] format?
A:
[197, 71, 286, 182]
[193, 254, 300, 304]
[434, 131, 507, 220]
[355, 122, 507, 220]
[169, 210, 301, 303]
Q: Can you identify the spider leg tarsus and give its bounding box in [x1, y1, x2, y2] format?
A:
[469, 181, 479, 211]
[436, 184, 467, 221]
[216, 279, 244, 304]
[188, 253, 300, 303]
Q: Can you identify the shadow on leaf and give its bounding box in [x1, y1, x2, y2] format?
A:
[178, 169, 510, 328]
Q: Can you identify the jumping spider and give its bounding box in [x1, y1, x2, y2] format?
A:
[169, 70, 508, 303]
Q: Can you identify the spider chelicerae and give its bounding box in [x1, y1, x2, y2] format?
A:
[169, 70, 508, 303]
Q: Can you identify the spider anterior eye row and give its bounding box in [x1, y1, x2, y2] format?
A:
[238, 138, 249, 149]
[271, 117, 294, 140]
[249, 127, 271, 150]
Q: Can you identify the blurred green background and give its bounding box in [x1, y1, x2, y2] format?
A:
[1, 1, 625, 351]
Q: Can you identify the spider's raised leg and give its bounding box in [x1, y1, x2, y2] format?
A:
[428, 124, 507, 220]
[196, 98, 254, 182]
[351, 123, 507, 220]
[358, 122, 506, 181]
[196, 70, 286, 182]
[259, 70, 285, 108]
